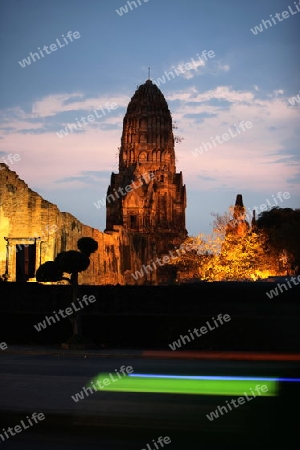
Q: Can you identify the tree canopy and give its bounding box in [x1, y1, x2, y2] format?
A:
[256, 207, 300, 271]
[168, 206, 282, 282]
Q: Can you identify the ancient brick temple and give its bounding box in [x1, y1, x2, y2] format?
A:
[106, 80, 187, 266]
[0, 79, 187, 285]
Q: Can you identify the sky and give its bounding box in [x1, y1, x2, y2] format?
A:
[0, 0, 299, 236]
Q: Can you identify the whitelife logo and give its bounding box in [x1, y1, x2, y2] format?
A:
[191, 121, 253, 157]
[169, 314, 231, 350]
[131, 240, 209, 281]
[18, 31, 81, 68]
[140, 435, 171, 450]
[71, 365, 134, 402]
[152, 50, 215, 87]
[56, 102, 118, 138]
[93, 172, 155, 210]
[244, 191, 290, 222]
[116, 0, 149, 16]
[0, 153, 21, 170]
[0, 341, 8, 351]
[288, 90, 300, 106]
[266, 276, 300, 299]
[206, 385, 269, 421]
[0, 412, 45, 443]
[33, 295, 96, 332]
[250, 2, 300, 35]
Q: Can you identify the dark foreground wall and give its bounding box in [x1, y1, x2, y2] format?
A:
[0, 282, 299, 351]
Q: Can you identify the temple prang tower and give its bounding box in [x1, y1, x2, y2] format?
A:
[226, 194, 250, 238]
[106, 79, 187, 276]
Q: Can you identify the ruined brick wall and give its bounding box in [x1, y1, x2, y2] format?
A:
[0, 164, 146, 285]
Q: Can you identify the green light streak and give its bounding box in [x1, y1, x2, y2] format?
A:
[90, 374, 277, 396]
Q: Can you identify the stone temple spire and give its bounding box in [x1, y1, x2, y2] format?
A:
[106, 79, 186, 242]
[233, 194, 246, 220]
[118, 79, 176, 173]
[227, 194, 250, 237]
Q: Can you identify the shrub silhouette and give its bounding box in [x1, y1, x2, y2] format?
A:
[36, 238, 98, 338]
[77, 237, 99, 256]
[35, 261, 63, 282]
[55, 250, 90, 274]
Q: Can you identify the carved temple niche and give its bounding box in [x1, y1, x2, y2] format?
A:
[139, 152, 147, 162]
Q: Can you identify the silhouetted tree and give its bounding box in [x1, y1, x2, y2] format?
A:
[35, 261, 64, 282]
[36, 238, 98, 336]
[77, 237, 99, 256]
[256, 207, 300, 274]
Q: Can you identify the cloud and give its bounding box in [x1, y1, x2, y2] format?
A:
[163, 56, 230, 81]
[178, 58, 205, 80]
[211, 62, 230, 75]
[56, 170, 111, 185]
[31, 93, 128, 118]
[165, 84, 300, 197]
[0, 96, 127, 137]
[62, 94, 86, 106]
[97, 122, 122, 131]
[167, 85, 254, 104]
[273, 90, 284, 97]
[17, 125, 69, 135]
[183, 112, 218, 123]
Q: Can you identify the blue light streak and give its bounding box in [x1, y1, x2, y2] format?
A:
[129, 374, 300, 382]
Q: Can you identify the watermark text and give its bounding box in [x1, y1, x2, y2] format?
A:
[18, 31, 81, 68]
